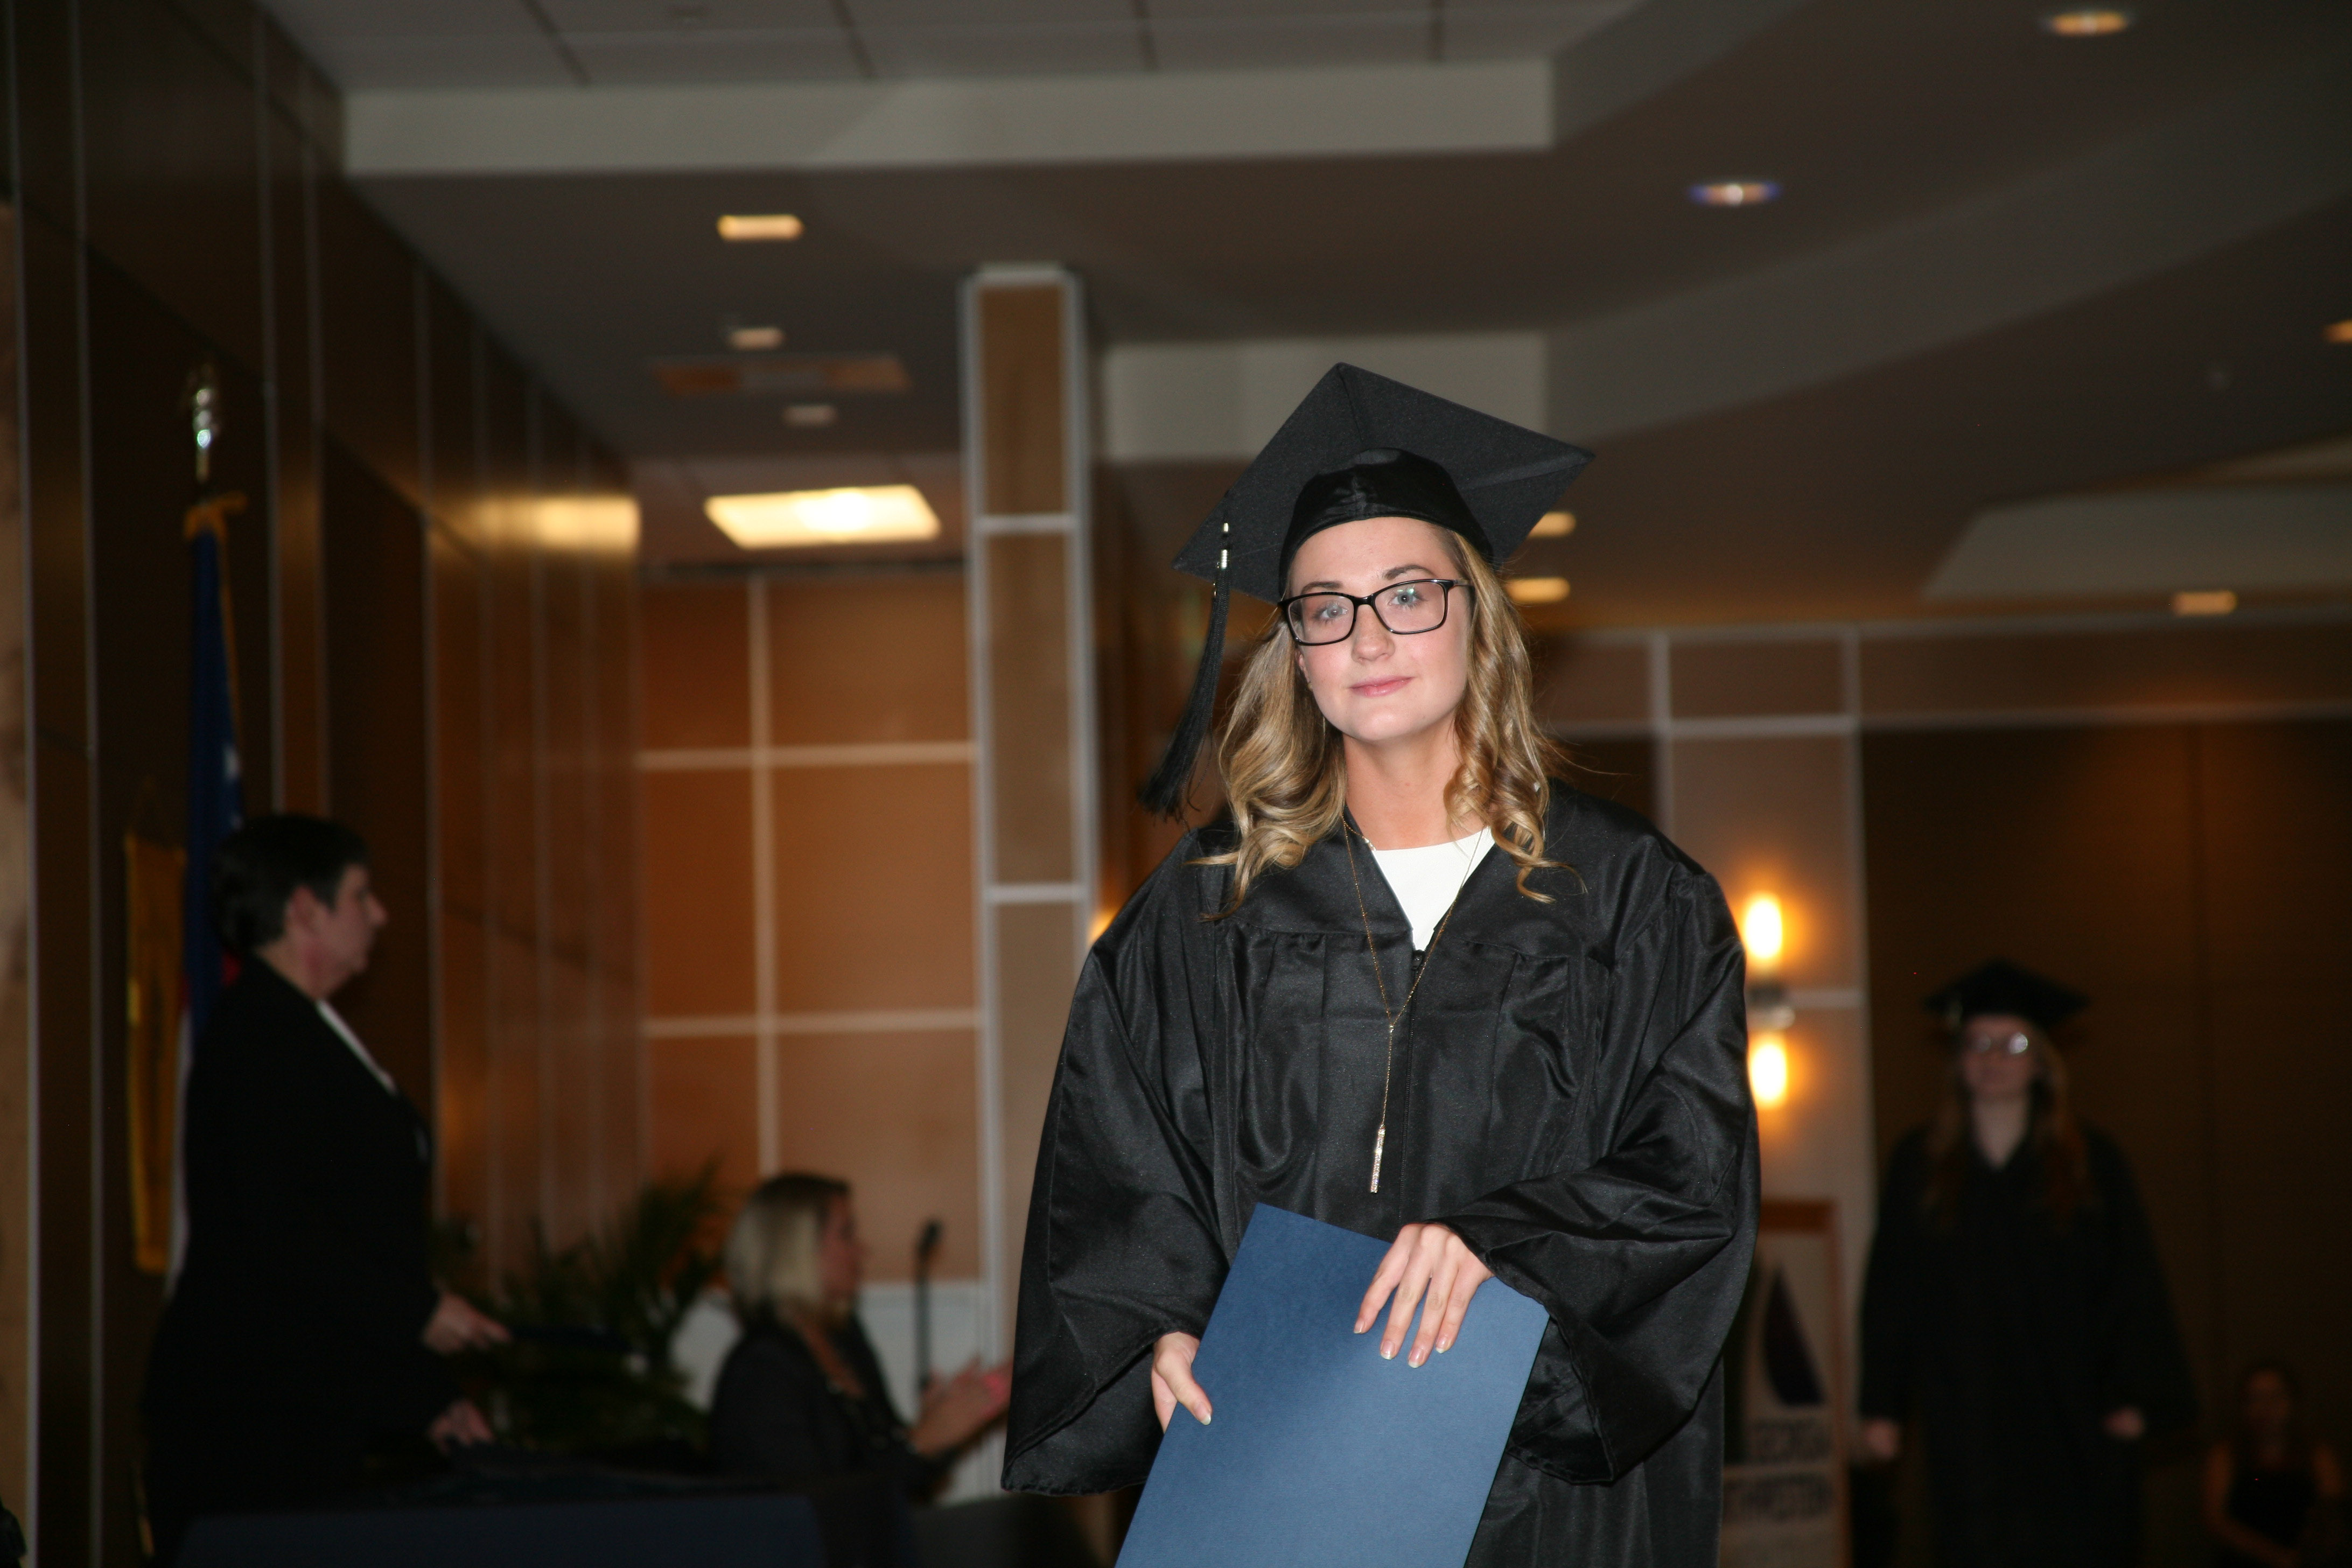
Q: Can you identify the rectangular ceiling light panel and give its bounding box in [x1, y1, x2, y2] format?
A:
[653, 354, 910, 397]
[704, 485, 940, 549]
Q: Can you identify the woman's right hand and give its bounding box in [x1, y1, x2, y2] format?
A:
[423, 1290, 509, 1355]
[908, 1359, 1011, 1458]
[1151, 1332, 1211, 1430]
[1860, 1418, 1901, 1462]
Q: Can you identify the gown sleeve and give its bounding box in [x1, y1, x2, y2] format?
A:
[1433, 865, 1759, 1484]
[1003, 841, 1230, 1494]
[1857, 1131, 1931, 1423]
[2087, 1132, 2199, 1433]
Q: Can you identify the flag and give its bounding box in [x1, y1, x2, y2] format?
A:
[171, 493, 245, 1277]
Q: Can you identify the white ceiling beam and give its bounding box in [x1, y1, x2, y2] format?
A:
[344, 60, 1551, 175]
[1927, 486, 2352, 600]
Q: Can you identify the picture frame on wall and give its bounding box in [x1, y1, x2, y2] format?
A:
[1721, 1198, 1852, 1568]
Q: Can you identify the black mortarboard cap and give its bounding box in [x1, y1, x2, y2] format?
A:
[1923, 959, 2089, 1037]
[1139, 363, 1592, 816]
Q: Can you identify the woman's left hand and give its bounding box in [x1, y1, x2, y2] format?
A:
[1356, 1223, 1494, 1368]
[2102, 1406, 2145, 1441]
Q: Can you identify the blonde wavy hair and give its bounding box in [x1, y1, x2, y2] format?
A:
[1201, 521, 1568, 909]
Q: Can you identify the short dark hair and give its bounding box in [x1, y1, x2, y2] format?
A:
[212, 815, 370, 953]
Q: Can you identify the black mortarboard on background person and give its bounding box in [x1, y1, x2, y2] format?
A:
[1923, 958, 2089, 1037]
[1139, 363, 1594, 817]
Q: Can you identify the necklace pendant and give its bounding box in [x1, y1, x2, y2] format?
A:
[1368, 1124, 1387, 1194]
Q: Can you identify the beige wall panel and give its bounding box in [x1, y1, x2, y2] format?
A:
[2197, 721, 2351, 1437]
[767, 572, 969, 746]
[431, 530, 489, 920]
[641, 579, 751, 751]
[545, 955, 601, 1242]
[1530, 635, 1648, 728]
[770, 763, 974, 1011]
[641, 769, 758, 1018]
[773, 1030, 985, 1282]
[544, 556, 596, 965]
[1860, 618, 2352, 719]
[601, 970, 644, 1199]
[995, 901, 1083, 1314]
[490, 926, 546, 1271]
[987, 533, 1075, 884]
[649, 1035, 761, 1201]
[977, 285, 1067, 516]
[438, 909, 492, 1230]
[1672, 638, 1844, 718]
[1670, 734, 1859, 991]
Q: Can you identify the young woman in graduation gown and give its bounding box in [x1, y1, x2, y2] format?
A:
[1859, 961, 2199, 1568]
[1004, 366, 1760, 1566]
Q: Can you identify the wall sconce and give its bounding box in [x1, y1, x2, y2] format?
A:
[1749, 1032, 1791, 1109]
[1742, 893, 1796, 1031]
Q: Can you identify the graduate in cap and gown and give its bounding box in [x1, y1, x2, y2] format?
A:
[1003, 366, 1760, 1565]
[1859, 960, 2198, 1568]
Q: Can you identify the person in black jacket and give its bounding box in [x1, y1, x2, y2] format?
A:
[1859, 960, 2198, 1568]
[710, 1173, 1007, 1498]
[142, 815, 506, 1562]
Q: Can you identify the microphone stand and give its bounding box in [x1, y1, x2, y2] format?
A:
[914, 1220, 942, 1400]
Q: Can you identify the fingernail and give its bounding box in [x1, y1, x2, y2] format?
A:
[1409, 1349, 1425, 1367]
[1382, 1346, 1396, 1360]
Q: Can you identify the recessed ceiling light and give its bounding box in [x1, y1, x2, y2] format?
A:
[2325, 319, 2352, 345]
[1507, 577, 1571, 605]
[727, 325, 785, 352]
[1689, 181, 1780, 208]
[783, 403, 838, 428]
[2041, 9, 2132, 37]
[717, 213, 803, 242]
[1530, 510, 1576, 538]
[2172, 590, 2237, 617]
[705, 485, 937, 549]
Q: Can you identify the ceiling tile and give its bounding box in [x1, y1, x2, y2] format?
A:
[568, 30, 870, 83]
[1438, 3, 1638, 62]
[860, 21, 1149, 77]
[316, 35, 584, 89]
[849, 0, 1132, 23]
[542, 0, 842, 26]
[1148, 0, 1425, 16]
[1150, 12, 1432, 71]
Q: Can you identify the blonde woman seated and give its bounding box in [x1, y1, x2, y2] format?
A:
[712, 1173, 1010, 1497]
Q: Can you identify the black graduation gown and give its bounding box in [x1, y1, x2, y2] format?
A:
[1858, 1125, 2199, 1568]
[1005, 787, 1760, 1566]
[143, 962, 453, 1551]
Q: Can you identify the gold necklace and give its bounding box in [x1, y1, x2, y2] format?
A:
[1341, 823, 1465, 1195]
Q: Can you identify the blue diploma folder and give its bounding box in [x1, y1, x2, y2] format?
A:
[1117, 1204, 1549, 1568]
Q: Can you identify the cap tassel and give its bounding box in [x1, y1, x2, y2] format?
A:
[1138, 573, 1231, 819]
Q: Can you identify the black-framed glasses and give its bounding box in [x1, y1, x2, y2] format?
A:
[1279, 579, 1467, 646]
[1962, 1030, 2032, 1056]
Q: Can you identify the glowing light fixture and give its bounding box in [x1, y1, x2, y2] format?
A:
[717, 213, 804, 242]
[1531, 510, 1576, 538]
[1689, 181, 1781, 208]
[1740, 894, 1784, 964]
[727, 325, 785, 351]
[2040, 8, 2132, 36]
[1749, 1033, 1790, 1108]
[2325, 319, 2352, 345]
[783, 403, 839, 428]
[704, 485, 939, 549]
[2172, 589, 2237, 617]
[1507, 577, 1571, 605]
[1742, 893, 1795, 1030]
